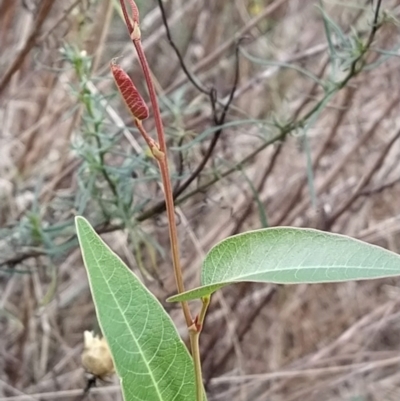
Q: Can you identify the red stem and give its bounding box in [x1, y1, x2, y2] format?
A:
[133, 41, 167, 154]
[119, 0, 192, 328]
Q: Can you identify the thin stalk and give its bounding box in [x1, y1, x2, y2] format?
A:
[124, 15, 192, 326]
[139, 42, 204, 397]
[133, 41, 167, 154]
[189, 296, 210, 400]
[135, 31, 204, 401]
[137, 110, 206, 401]
[189, 330, 203, 401]
[118, 3, 210, 399]
[135, 118, 192, 327]
[85, 94, 119, 200]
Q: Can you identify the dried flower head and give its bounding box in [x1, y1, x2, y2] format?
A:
[81, 331, 114, 379]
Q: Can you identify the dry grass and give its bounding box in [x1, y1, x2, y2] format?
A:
[1, 1, 400, 400]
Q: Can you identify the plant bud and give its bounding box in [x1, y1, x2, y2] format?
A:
[129, 0, 140, 24]
[81, 331, 114, 379]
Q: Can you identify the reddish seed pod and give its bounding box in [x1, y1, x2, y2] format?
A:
[110, 59, 148, 121]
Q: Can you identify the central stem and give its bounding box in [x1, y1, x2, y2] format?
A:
[132, 26, 193, 327]
[135, 35, 205, 401]
[120, 3, 206, 398]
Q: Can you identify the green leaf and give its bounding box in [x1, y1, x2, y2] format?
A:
[75, 216, 198, 401]
[168, 227, 400, 302]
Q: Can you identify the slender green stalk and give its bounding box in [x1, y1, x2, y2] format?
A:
[189, 296, 210, 400]
[189, 330, 203, 400]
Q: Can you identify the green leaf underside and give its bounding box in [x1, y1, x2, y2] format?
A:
[168, 227, 400, 302]
[76, 217, 197, 401]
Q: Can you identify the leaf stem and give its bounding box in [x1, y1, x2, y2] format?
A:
[189, 296, 210, 401]
[189, 330, 203, 401]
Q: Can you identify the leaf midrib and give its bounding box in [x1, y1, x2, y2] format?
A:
[83, 226, 164, 401]
[203, 264, 398, 285]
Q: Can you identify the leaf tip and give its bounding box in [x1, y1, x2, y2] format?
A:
[75, 215, 89, 229]
[166, 295, 179, 303]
